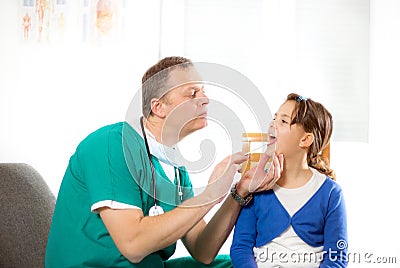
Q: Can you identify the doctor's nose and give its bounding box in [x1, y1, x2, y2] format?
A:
[197, 89, 209, 106]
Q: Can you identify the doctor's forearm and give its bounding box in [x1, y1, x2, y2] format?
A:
[100, 193, 217, 264]
[136, 192, 225, 256]
[192, 195, 241, 264]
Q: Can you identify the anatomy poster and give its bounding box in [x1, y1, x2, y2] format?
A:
[20, 0, 126, 45]
[20, 0, 69, 43]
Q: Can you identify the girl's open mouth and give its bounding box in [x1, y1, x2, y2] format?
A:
[267, 133, 277, 146]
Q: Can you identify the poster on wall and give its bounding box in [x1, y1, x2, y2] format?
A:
[19, 0, 70, 44]
[19, 0, 126, 45]
[82, 0, 125, 45]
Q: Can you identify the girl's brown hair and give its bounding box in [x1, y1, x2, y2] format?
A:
[287, 93, 336, 180]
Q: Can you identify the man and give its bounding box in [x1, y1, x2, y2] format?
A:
[45, 56, 283, 267]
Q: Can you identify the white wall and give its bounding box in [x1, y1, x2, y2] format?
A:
[331, 0, 400, 265]
[0, 1, 161, 193]
[1, 1, 399, 266]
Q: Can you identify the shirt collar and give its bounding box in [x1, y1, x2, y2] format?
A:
[144, 127, 181, 167]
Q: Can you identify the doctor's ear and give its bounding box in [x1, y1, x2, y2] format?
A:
[150, 98, 167, 118]
[299, 133, 314, 148]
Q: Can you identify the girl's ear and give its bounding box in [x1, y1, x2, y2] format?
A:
[150, 98, 167, 118]
[299, 133, 314, 148]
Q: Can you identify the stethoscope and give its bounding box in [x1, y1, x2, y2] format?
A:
[140, 116, 183, 216]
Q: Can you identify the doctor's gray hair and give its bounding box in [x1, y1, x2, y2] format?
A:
[141, 56, 193, 118]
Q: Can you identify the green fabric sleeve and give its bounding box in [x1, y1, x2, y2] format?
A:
[78, 123, 146, 209]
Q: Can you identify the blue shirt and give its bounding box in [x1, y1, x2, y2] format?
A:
[230, 177, 348, 268]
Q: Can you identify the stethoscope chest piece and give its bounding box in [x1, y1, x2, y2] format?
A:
[148, 205, 164, 216]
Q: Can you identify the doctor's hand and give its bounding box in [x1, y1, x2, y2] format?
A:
[204, 152, 248, 204]
[236, 153, 284, 197]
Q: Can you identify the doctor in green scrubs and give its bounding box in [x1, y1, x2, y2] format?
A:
[45, 56, 283, 267]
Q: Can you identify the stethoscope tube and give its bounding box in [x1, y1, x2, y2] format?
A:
[139, 117, 183, 216]
[140, 116, 159, 212]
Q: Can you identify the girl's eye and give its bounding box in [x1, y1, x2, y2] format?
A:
[282, 120, 288, 124]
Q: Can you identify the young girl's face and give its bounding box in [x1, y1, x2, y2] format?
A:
[274, 100, 306, 156]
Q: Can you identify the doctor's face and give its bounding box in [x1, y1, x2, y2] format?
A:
[162, 68, 209, 138]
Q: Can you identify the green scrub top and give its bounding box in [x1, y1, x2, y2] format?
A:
[45, 122, 194, 267]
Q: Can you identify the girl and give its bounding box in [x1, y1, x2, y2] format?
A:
[231, 93, 347, 267]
